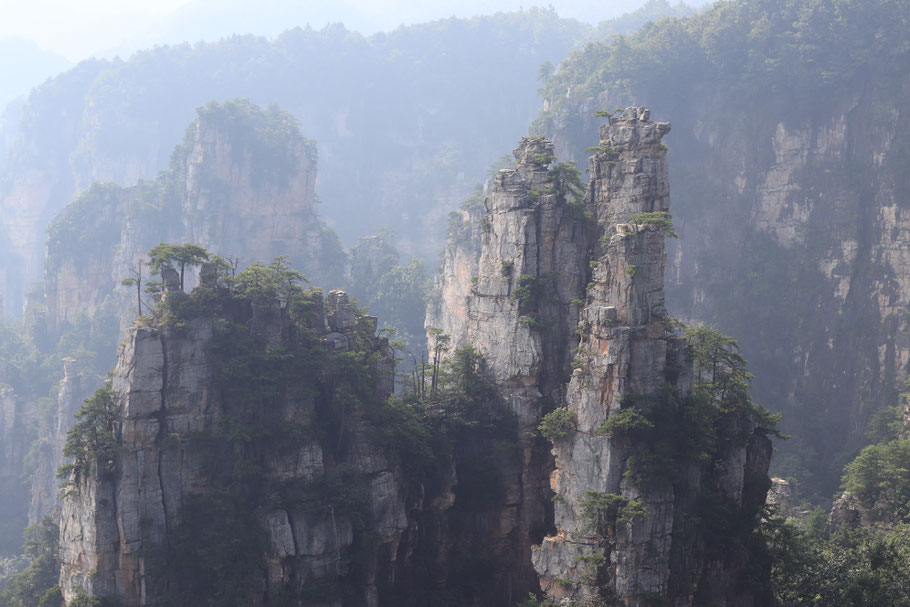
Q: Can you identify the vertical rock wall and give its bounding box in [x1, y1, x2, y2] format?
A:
[530, 108, 771, 606]
[533, 108, 679, 603]
[432, 108, 773, 605]
[44, 102, 343, 336]
[58, 291, 405, 607]
[429, 135, 588, 601]
[28, 359, 97, 523]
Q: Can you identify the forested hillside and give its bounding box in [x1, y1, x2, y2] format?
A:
[535, 0, 910, 499]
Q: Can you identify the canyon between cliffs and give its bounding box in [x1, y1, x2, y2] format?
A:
[48, 108, 773, 606]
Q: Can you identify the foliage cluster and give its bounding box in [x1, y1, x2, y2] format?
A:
[538, 0, 910, 124]
[348, 232, 431, 354]
[628, 211, 677, 239]
[0, 517, 63, 607]
[763, 512, 910, 606]
[551, 161, 587, 220]
[538, 407, 577, 442]
[45, 183, 125, 269]
[579, 490, 648, 539]
[187, 99, 317, 185]
[511, 274, 543, 311]
[57, 382, 117, 485]
[388, 344, 520, 603]
[841, 439, 910, 523]
[597, 325, 780, 486]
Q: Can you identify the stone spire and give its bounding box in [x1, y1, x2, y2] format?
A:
[531, 108, 771, 606]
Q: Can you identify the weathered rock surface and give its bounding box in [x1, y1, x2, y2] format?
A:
[546, 79, 910, 496]
[432, 109, 774, 605]
[533, 109, 772, 606]
[58, 291, 404, 606]
[428, 133, 589, 601]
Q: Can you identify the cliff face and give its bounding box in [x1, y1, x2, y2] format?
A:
[424, 202, 484, 351]
[542, 44, 910, 497]
[431, 108, 773, 605]
[20, 102, 345, 569]
[45, 101, 344, 336]
[28, 359, 97, 524]
[535, 109, 772, 606]
[58, 289, 405, 606]
[433, 135, 590, 600]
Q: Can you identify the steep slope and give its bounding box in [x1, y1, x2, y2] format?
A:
[534, 0, 910, 497]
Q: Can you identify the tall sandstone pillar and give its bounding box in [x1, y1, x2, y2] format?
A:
[431, 108, 772, 606]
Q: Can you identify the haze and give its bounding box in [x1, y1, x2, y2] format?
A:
[3, 0, 712, 62]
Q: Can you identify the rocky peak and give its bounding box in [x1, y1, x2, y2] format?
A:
[602, 106, 671, 151]
[529, 108, 771, 606]
[514, 135, 556, 175]
[44, 100, 343, 335]
[428, 108, 771, 606]
[58, 287, 402, 605]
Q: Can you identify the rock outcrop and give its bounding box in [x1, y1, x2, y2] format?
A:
[543, 65, 910, 497]
[425, 133, 590, 601]
[58, 288, 403, 606]
[431, 108, 774, 605]
[424, 200, 484, 352]
[44, 100, 345, 335]
[534, 109, 772, 606]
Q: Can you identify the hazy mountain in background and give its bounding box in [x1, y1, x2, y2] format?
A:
[0, 39, 71, 109]
[95, 0, 704, 60]
[0, 9, 593, 318]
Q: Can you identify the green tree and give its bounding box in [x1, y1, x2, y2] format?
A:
[0, 517, 62, 607]
[58, 381, 118, 483]
[685, 325, 753, 413]
[120, 258, 145, 317]
[147, 243, 211, 290]
[537, 60, 555, 83]
[229, 257, 306, 308]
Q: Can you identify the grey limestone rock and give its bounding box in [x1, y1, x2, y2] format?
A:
[57, 290, 404, 606]
[430, 109, 773, 606]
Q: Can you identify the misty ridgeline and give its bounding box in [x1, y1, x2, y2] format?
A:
[3, 0, 910, 605]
